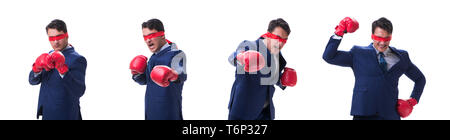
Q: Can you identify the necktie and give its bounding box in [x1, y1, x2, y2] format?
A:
[379, 52, 387, 72]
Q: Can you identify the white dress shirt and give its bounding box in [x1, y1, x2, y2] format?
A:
[373, 46, 400, 71]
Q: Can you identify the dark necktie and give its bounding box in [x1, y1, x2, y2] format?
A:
[379, 52, 387, 72]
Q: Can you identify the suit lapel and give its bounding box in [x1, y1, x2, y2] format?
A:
[61, 46, 74, 55]
[386, 47, 402, 74]
[368, 44, 385, 74]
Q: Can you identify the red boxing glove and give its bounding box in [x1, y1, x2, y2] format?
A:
[150, 65, 179, 87]
[32, 53, 51, 73]
[236, 50, 265, 72]
[397, 98, 418, 118]
[130, 55, 148, 75]
[281, 67, 297, 87]
[49, 51, 68, 75]
[335, 17, 359, 37]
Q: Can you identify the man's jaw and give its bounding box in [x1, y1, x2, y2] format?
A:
[377, 45, 388, 52]
[148, 42, 156, 51]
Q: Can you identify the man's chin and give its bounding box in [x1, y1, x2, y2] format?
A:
[375, 46, 387, 52]
[149, 48, 157, 53]
[53, 46, 66, 51]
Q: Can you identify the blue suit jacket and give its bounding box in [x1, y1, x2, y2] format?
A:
[322, 36, 426, 119]
[133, 44, 187, 120]
[29, 46, 87, 120]
[228, 38, 287, 120]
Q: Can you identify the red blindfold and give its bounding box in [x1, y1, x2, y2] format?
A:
[143, 31, 172, 44]
[49, 33, 68, 41]
[144, 31, 165, 40]
[261, 32, 287, 43]
[372, 34, 392, 42]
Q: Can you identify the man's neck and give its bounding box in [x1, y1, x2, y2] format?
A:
[54, 44, 70, 52]
[155, 42, 170, 54]
[61, 45, 68, 51]
[373, 46, 390, 55]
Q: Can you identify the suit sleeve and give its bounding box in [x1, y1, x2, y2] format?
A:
[62, 57, 87, 98]
[228, 41, 249, 66]
[132, 73, 147, 85]
[322, 35, 353, 67]
[228, 51, 238, 66]
[276, 54, 287, 90]
[276, 73, 287, 90]
[29, 70, 42, 85]
[404, 52, 426, 102]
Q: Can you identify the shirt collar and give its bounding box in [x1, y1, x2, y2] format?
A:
[155, 43, 170, 54]
[373, 44, 391, 55]
[51, 44, 72, 53]
[64, 45, 73, 50]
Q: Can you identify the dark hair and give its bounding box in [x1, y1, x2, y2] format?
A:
[142, 18, 165, 32]
[46, 19, 67, 33]
[267, 18, 290, 35]
[372, 17, 393, 34]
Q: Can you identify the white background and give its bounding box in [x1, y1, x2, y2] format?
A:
[0, 0, 448, 120]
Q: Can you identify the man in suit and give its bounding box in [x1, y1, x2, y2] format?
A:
[129, 19, 187, 120]
[29, 19, 87, 120]
[322, 17, 426, 120]
[228, 18, 298, 120]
